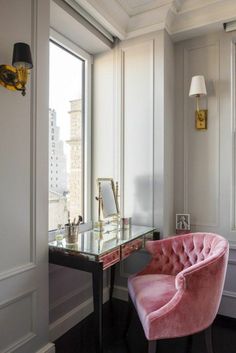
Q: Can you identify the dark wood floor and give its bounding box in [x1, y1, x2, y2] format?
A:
[54, 298, 236, 353]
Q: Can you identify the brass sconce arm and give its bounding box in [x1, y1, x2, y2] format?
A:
[0, 65, 29, 96]
[0, 42, 33, 96]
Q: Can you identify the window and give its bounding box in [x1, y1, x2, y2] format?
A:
[49, 32, 91, 232]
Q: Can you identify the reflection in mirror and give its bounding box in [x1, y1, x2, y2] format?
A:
[97, 178, 119, 219]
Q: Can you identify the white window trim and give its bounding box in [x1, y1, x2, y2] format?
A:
[49, 28, 92, 236]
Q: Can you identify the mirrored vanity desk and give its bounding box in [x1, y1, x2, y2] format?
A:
[49, 224, 159, 353]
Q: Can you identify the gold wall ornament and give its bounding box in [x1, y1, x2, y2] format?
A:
[195, 109, 208, 130]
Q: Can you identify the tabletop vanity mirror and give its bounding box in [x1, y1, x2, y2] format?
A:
[97, 178, 119, 221]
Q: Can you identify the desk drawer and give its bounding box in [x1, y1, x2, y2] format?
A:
[99, 248, 120, 270]
[121, 238, 143, 259]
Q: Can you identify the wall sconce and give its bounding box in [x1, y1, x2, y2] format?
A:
[0, 42, 33, 96]
[189, 75, 207, 130]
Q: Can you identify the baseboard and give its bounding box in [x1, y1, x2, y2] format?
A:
[113, 285, 128, 301]
[49, 287, 109, 341]
[222, 290, 236, 299]
[219, 290, 236, 318]
[35, 343, 55, 353]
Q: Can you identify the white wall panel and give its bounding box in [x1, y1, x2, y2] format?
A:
[114, 31, 175, 292]
[232, 43, 236, 231]
[163, 31, 175, 235]
[92, 50, 116, 216]
[184, 42, 220, 227]
[0, 291, 35, 352]
[224, 262, 236, 293]
[0, 0, 32, 275]
[122, 40, 154, 225]
[175, 32, 236, 318]
[0, 0, 51, 351]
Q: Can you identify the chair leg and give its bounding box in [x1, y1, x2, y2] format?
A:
[204, 325, 214, 353]
[148, 340, 157, 353]
[186, 335, 193, 353]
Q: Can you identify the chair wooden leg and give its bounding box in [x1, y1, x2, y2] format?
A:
[205, 326, 214, 353]
[148, 340, 157, 353]
[186, 335, 193, 353]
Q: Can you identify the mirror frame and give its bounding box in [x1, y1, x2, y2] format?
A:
[97, 178, 119, 219]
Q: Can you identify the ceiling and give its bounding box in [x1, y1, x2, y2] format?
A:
[116, 0, 172, 16]
[73, 0, 236, 41]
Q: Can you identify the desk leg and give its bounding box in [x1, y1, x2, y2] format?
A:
[109, 265, 115, 301]
[92, 263, 103, 353]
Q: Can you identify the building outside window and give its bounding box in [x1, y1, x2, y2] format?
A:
[48, 36, 91, 232]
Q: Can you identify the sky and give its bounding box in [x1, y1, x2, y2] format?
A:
[49, 41, 83, 145]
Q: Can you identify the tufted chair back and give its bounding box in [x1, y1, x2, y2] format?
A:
[143, 232, 227, 276]
[128, 232, 229, 351]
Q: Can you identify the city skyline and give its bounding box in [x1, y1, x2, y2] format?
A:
[49, 41, 84, 230]
[48, 100, 83, 230]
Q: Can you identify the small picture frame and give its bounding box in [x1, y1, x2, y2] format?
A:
[176, 214, 190, 234]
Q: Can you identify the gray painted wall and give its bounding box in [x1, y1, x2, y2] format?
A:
[174, 30, 236, 317]
[0, 0, 53, 352]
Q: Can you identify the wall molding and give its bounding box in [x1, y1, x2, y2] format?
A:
[120, 38, 155, 225]
[222, 290, 236, 299]
[0, 287, 35, 310]
[49, 287, 109, 341]
[231, 40, 236, 231]
[2, 333, 36, 353]
[113, 285, 128, 302]
[229, 240, 236, 250]
[0, 0, 37, 282]
[228, 259, 236, 265]
[35, 343, 55, 353]
[30, 0, 38, 265]
[0, 288, 37, 353]
[0, 262, 36, 282]
[183, 41, 220, 228]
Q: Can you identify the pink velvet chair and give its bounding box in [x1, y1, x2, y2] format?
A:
[127, 232, 229, 353]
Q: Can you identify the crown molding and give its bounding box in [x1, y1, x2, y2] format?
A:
[73, 0, 129, 39]
[171, 0, 236, 41]
[178, 0, 222, 15]
[69, 0, 236, 41]
[127, 3, 170, 35]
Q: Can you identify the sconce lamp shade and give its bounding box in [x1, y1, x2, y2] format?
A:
[189, 75, 207, 97]
[12, 42, 33, 69]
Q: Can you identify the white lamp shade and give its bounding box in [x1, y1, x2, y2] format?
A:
[189, 75, 207, 97]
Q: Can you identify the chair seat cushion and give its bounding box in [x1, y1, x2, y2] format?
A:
[128, 274, 177, 321]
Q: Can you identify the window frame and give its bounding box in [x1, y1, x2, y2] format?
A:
[49, 28, 92, 237]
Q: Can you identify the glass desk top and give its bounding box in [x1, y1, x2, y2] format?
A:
[49, 224, 155, 258]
